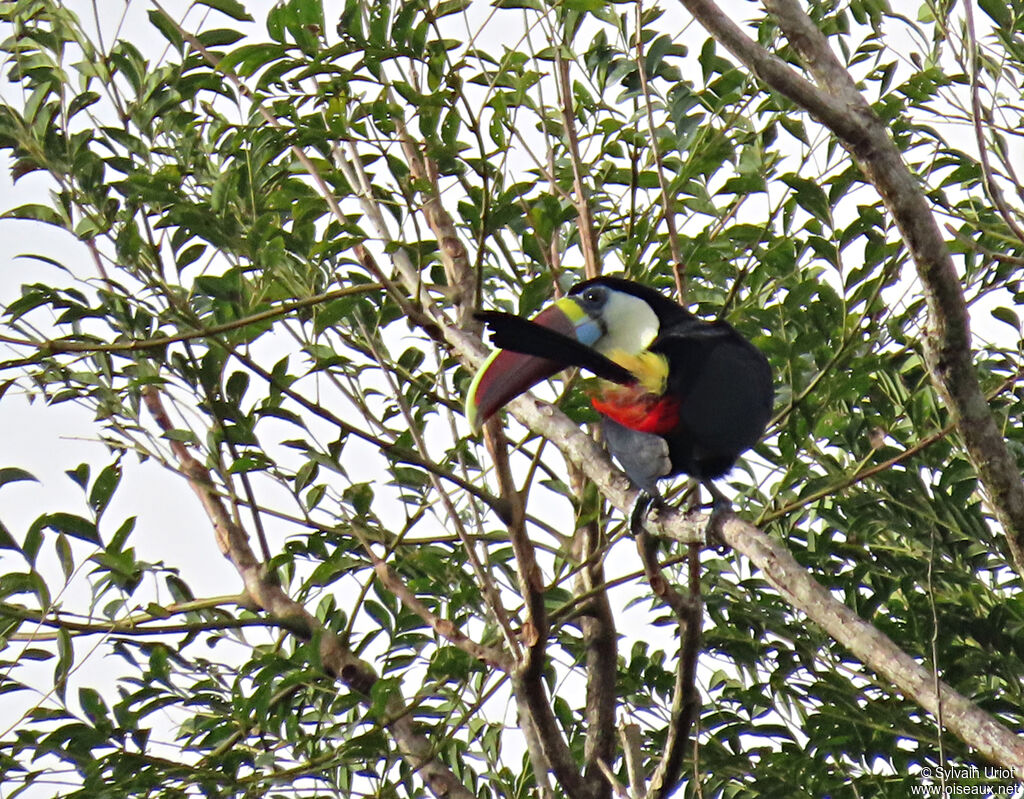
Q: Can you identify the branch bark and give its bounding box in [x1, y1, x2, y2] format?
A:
[574, 512, 617, 799]
[717, 514, 1024, 770]
[673, 0, 1024, 573]
[142, 387, 477, 799]
[485, 423, 589, 799]
[556, 56, 602, 280]
[397, 124, 478, 327]
[635, 533, 702, 799]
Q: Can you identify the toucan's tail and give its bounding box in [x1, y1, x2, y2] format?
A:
[476, 311, 635, 385]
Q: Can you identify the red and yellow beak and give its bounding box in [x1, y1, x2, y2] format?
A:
[465, 298, 595, 432]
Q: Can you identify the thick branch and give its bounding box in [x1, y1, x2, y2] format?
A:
[635, 534, 702, 799]
[717, 515, 1024, 770]
[396, 125, 477, 327]
[485, 423, 587, 799]
[142, 387, 475, 799]
[575, 514, 617, 799]
[675, 0, 1024, 573]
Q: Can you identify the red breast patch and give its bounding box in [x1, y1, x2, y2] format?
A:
[589, 384, 680, 435]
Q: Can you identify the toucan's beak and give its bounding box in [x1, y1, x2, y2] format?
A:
[465, 298, 598, 432]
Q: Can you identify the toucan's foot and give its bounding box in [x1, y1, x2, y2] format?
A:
[629, 491, 664, 537]
[702, 481, 732, 549]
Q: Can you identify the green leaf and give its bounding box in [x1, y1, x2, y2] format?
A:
[88, 464, 121, 518]
[147, 9, 184, 48]
[66, 464, 90, 489]
[782, 173, 833, 227]
[344, 483, 374, 516]
[991, 306, 1020, 331]
[166, 575, 195, 604]
[0, 520, 19, 553]
[1, 204, 68, 227]
[0, 468, 38, 489]
[0, 572, 36, 600]
[977, 0, 1010, 27]
[54, 628, 72, 703]
[44, 513, 100, 545]
[162, 429, 199, 444]
[194, 0, 253, 22]
[56, 533, 74, 580]
[78, 687, 110, 728]
[645, 34, 673, 76]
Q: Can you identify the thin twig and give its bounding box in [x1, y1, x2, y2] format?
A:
[0, 283, 383, 369]
[634, 0, 685, 298]
[620, 723, 644, 798]
[596, 757, 631, 799]
[350, 524, 512, 671]
[395, 124, 477, 327]
[634, 531, 702, 799]
[142, 385, 476, 799]
[555, 56, 601, 279]
[963, 0, 1024, 245]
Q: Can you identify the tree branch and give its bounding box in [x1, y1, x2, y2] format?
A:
[396, 123, 477, 327]
[761, 0, 1024, 574]
[351, 525, 513, 672]
[635, 1, 685, 298]
[635, 533, 702, 799]
[574, 509, 617, 799]
[142, 387, 476, 799]
[556, 55, 602, 279]
[1, 598, 263, 639]
[484, 422, 588, 799]
[0, 283, 383, 370]
[716, 514, 1024, 770]
[673, 0, 1024, 573]
[620, 722, 644, 799]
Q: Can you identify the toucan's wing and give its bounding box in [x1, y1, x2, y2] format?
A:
[475, 311, 635, 385]
[653, 317, 774, 478]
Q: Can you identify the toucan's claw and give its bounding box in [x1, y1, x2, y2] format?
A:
[701, 480, 732, 549]
[631, 483, 730, 547]
[629, 491, 662, 537]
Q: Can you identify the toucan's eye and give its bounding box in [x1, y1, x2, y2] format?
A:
[581, 287, 604, 305]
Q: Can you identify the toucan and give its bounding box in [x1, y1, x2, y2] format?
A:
[465, 276, 773, 529]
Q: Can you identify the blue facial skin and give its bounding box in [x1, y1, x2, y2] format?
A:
[554, 296, 602, 347]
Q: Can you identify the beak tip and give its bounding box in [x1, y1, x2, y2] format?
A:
[465, 352, 496, 435]
[465, 401, 484, 434]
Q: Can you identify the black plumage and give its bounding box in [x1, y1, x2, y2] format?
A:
[471, 277, 773, 499]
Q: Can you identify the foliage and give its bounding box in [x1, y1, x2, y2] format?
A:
[1, 0, 1023, 797]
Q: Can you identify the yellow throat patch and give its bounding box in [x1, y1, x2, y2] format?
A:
[602, 349, 668, 394]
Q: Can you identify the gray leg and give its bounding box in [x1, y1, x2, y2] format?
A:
[629, 491, 661, 537]
[701, 480, 732, 546]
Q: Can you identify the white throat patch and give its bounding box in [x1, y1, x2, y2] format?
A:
[593, 290, 660, 356]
